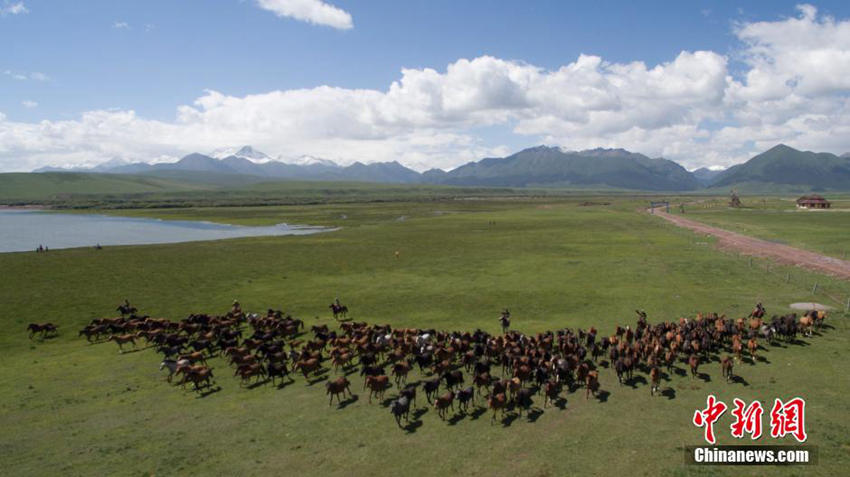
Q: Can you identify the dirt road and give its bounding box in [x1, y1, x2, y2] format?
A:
[650, 208, 850, 280]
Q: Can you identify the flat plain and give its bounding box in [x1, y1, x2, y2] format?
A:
[1, 195, 848, 476]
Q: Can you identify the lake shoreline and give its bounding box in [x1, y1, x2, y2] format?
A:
[0, 204, 48, 210]
[0, 210, 337, 253]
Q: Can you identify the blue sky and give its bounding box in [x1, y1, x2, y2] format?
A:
[4, 1, 850, 171]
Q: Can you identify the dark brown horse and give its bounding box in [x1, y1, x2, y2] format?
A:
[27, 323, 57, 339]
[325, 377, 352, 405]
[543, 380, 560, 408]
[330, 303, 349, 320]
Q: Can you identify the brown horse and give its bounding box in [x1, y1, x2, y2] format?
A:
[513, 364, 532, 387]
[109, 334, 136, 352]
[688, 354, 700, 378]
[366, 375, 390, 403]
[747, 337, 758, 362]
[649, 366, 660, 396]
[473, 372, 492, 400]
[183, 366, 214, 391]
[731, 335, 743, 363]
[392, 361, 412, 386]
[295, 358, 321, 380]
[325, 377, 352, 405]
[178, 352, 207, 366]
[331, 352, 353, 372]
[235, 363, 265, 385]
[721, 356, 734, 383]
[488, 392, 507, 423]
[585, 370, 599, 400]
[434, 391, 454, 420]
[807, 310, 827, 330]
[798, 316, 814, 337]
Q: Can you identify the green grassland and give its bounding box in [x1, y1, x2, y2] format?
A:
[0, 171, 584, 208]
[1, 197, 849, 476]
[669, 197, 850, 259]
[0, 172, 212, 201]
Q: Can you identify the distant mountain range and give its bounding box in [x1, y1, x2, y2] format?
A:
[32, 144, 850, 191]
[710, 144, 850, 191]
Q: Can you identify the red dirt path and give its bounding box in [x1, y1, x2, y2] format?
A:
[650, 208, 850, 281]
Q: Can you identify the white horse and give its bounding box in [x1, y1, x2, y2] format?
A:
[160, 358, 190, 383]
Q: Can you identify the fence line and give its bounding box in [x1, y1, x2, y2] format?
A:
[719, 244, 850, 316]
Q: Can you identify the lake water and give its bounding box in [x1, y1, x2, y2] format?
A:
[0, 210, 336, 253]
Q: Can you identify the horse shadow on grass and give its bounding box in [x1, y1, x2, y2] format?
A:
[525, 408, 544, 423]
[245, 378, 271, 390]
[624, 375, 647, 388]
[305, 375, 328, 386]
[673, 367, 687, 377]
[660, 387, 676, 400]
[596, 390, 610, 403]
[402, 419, 423, 434]
[755, 356, 770, 364]
[468, 406, 487, 420]
[730, 375, 749, 386]
[273, 378, 296, 390]
[500, 413, 519, 427]
[787, 338, 811, 347]
[447, 413, 465, 426]
[551, 397, 568, 410]
[195, 385, 222, 398]
[696, 372, 711, 383]
[337, 394, 359, 409]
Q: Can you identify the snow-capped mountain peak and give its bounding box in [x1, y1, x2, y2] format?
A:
[280, 154, 339, 168]
[209, 145, 272, 163]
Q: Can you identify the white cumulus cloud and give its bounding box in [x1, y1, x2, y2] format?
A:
[21, 100, 37, 108]
[4, 5, 850, 172]
[0, 1, 27, 16]
[256, 0, 353, 30]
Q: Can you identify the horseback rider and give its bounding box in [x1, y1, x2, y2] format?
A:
[499, 308, 511, 333]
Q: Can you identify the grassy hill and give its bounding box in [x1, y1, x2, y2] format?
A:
[711, 145, 850, 191]
[428, 146, 700, 190]
[0, 172, 207, 201]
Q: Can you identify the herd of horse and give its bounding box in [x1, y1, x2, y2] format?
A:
[57, 300, 829, 428]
